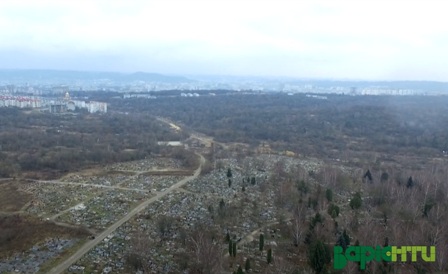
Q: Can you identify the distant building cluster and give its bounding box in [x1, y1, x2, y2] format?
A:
[180, 92, 200, 97]
[49, 92, 107, 113]
[306, 94, 328, 100]
[283, 86, 422, 96]
[0, 92, 107, 114]
[0, 95, 42, 108]
[358, 89, 417, 96]
[123, 94, 156, 99]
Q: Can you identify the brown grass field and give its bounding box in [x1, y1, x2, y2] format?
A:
[0, 181, 32, 212]
[0, 214, 91, 259]
[0, 181, 91, 259]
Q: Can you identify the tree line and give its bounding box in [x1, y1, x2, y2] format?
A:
[0, 108, 184, 178]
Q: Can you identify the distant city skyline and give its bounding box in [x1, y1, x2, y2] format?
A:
[1, 1, 447, 81]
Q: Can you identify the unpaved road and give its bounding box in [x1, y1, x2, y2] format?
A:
[27, 179, 149, 193]
[47, 154, 204, 274]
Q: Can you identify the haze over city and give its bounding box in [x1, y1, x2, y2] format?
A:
[1, 0, 447, 81]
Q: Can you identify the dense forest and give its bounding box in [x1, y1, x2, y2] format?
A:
[116, 94, 448, 150]
[0, 108, 186, 178]
[113, 94, 448, 158]
[113, 94, 448, 160]
[4, 93, 448, 176]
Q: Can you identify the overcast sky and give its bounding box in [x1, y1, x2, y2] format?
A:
[0, 1, 447, 81]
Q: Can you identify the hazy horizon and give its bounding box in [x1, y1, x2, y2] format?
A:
[1, 1, 447, 82]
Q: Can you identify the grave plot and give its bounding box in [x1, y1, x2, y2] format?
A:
[55, 190, 148, 230]
[105, 158, 183, 172]
[22, 183, 100, 217]
[60, 174, 125, 186]
[119, 175, 184, 192]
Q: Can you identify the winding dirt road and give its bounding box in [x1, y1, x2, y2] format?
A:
[27, 179, 149, 193]
[47, 154, 204, 274]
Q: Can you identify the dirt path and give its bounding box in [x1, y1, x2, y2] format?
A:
[155, 116, 229, 149]
[27, 179, 149, 193]
[47, 154, 204, 274]
[47, 173, 145, 221]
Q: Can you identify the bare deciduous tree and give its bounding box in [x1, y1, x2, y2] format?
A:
[126, 230, 154, 272]
[188, 227, 223, 273]
[291, 202, 306, 246]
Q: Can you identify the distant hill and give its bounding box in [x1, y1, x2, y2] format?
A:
[0, 69, 193, 85]
[2, 70, 448, 94]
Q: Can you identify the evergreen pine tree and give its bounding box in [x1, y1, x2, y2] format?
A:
[298, 180, 309, 196]
[308, 240, 331, 274]
[327, 203, 339, 218]
[310, 212, 323, 229]
[219, 199, 225, 209]
[407, 176, 414, 188]
[251, 177, 256, 185]
[337, 235, 347, 252]
[337, 229, 350, 252]
[364, 169, 373, 182]
[245, 258, 251, 271]
[227, 168, 233, 178]
[343, 229, 350, 246]
[325, 189, 333, 202]
[259, 234, 264, 251]
[219, 199, 226, 217]
[267, 248, 272, 264]
[423, 202, 433, 217]
[350, 192, 362, 210]
[232, 242, 237, 257]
